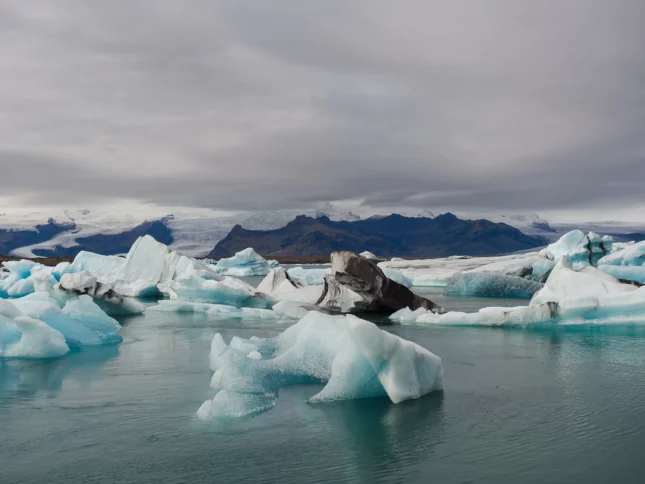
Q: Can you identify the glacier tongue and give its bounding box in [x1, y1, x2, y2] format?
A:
[198, 312, 443, 420]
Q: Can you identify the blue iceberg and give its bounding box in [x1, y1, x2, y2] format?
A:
[198, 312, 444, 420]
[444, 272, 543, 298]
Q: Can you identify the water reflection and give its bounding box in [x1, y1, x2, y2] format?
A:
[315, 392, 446, 482]
[0, 346, 119, 405]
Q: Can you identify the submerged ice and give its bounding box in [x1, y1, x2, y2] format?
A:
[198, 311, 443, 420]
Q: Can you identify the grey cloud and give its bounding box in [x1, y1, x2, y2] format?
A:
[1, 0, 644, 216]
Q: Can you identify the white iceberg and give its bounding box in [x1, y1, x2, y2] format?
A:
[198, 312, 443, 420]
[378, 252, 546, 288]
[67, 235, 222, 298]
[544, 230, 612, 269]
[359, 251, 379, 261]
[212, 248, 276, 277]
[391, 257, 644, 327]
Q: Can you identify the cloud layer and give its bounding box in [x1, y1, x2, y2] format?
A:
[1, 1, 644, 216]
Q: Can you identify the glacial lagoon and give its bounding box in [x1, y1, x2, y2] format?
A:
[2, 287, 645, 484]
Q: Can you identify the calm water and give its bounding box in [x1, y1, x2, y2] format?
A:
[2, 291, 645, 483]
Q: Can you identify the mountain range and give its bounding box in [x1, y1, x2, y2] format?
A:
[209, 213, 547, 258]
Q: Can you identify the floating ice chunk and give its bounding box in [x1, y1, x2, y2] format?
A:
[391, 257, 405, 262]
[158, 276, 271, 308]
[309, 315, 443, 404]
[0, 300, 69, 358]
[359, 251, 379, 261]
[213, 248, 274, 276]
[544, 230, 612, 270]
[59, 271, 145, 316]
[546, 230, 588, 260]
[257, 268, 323, 305]
[271, 301, 309, 320]
[0, 261, 57, 298]
[530, 257, 635, 306]
[197, 391, 277, 420]
[12, 293, 104, 348]
[210, 333, 228, 370]
[287, 266, 330, 285]
[61, 295, 122, 345]
[67, 235, 222, 298]
[247, 351, 262, 360]
[382, 269, 413, 288]
[199, 312, 443, 419]
[444, 272, 543, 298]
[378, 252, 544, 287]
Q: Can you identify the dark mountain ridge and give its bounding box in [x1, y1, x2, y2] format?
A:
[0, 219, 75, 256]
[209, 213, 546, 258]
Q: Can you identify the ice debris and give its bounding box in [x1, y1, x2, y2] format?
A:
[198, 312, 443, 420]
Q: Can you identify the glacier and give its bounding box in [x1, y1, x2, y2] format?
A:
[210, 248, 278, 277]
[198, 311, 443, 420]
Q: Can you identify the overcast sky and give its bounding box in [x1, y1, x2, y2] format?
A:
[1, 1, 644, 222]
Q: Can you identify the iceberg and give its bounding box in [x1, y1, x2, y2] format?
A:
[544, 230, 612, 269]
[258, 255, 443, 314]
[198, 312, 443, 420]
[378, 252, 546, 287]
[287, 266, 330, 285]
[13, 293, 122, 348]
[59, 271, 145, 316]
[0, 308, 69, 359]
[359, 251, 379, 261]
[391, 257, 645, 327]
[256, 268, 324, 305]
[0, 261, 57, 298]
[444, 272, 543, 298]
[67, 235, 222, 298]
[212, 248, 276, 277]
